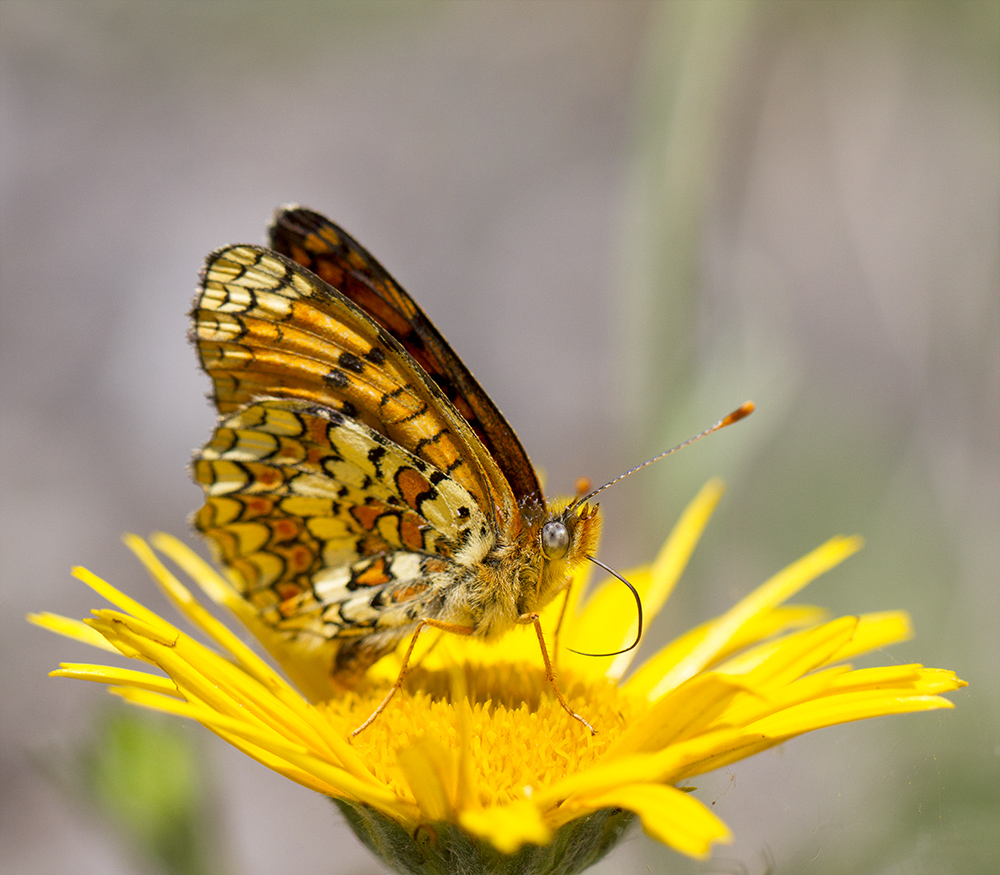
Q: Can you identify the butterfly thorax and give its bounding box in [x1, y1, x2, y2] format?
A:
[452, 500, 602, 640]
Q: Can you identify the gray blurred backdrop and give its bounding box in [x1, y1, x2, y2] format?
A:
[2, 2, 996, 873]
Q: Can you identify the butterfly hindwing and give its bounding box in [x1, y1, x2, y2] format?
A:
[193, 397, 494, 679]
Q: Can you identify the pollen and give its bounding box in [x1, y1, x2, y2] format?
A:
[324, 662, 638, 807]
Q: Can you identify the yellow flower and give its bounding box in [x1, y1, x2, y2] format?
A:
[29, 480, 966, 875]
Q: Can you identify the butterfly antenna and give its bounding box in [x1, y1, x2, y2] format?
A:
[567, 555, 643, 657]
[569, 401, 754, 512]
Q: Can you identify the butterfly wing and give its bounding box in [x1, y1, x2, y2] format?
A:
[194, 397, 494, 685]
[194, 245, 510, 519]
[268, 207, 544, 509]
[191, 245, 521, 684]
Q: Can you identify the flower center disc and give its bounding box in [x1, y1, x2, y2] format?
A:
[324, 661, 636, 804]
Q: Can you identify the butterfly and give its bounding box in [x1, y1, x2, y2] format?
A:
[191, 207, 606, 733]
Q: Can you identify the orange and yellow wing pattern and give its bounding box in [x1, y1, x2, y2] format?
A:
[268, 207, 544, 508]
[194, 396, 496, 681]
[191, 244, 521, 680]
[194, 245, 508, 516]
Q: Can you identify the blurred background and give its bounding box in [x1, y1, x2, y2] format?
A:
[1, 2, 996, 873]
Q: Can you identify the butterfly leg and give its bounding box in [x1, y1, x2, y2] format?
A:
[351, 617, 474, 737]
[526, 613, 597, 735]
[551, 584, 574, 668]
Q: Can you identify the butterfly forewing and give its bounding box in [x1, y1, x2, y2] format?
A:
[269, 207, 544, 508]
[194, 245, 510, 521]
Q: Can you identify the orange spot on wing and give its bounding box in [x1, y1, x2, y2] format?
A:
[396, 467, 432, 511]
[351, 503, 381, 531]
[355, 557, 391, 587]
[306, 415, 333, 446]
[286, 543, 314, 573]
[306, 446, 331, 465]
[399, 514, 426, 551]
[275, 581, 309, 617]
[288, 243, 311, 264]
[245, 497, 275, 518]
[270, 518, 300, 541]
[251, 466, 284, 489]
[275, 581, 303, 600]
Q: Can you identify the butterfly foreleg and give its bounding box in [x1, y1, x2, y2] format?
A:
[350, 616, 474, 737]
[521, 612, 596, 735]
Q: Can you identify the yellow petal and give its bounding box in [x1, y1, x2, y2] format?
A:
[101, 611, 370, 776]
[50, 662, 181, 696]
[608, 673, 749, 757]
[670, 670, 967, 777]
[111, 686, 309, 758]
[128, 535, 285, 689]
[534, 749, 684, 808]
[750, 691, 956, 738]
[72, 566, 172, 629]
[624, 605, 829, 699]
[397, 738, 455, 821]
[460, 799, 551, 854]
[717, 610, 912, 676]
[575, 783, 730, 858]
[27, 612, 119, 653]
[639, 478, 725, 622]
[642, 537, 863, 700]
[738, 616, 859, 691]
[86, 610, 179, 651]
[34, 521, 967, 867]
[149, 532, 337, 704]
[112, 685, 409, 816]
[824, 610, 913, 663]
[137, 536, 367, 776]
[637, 720, 829, 785]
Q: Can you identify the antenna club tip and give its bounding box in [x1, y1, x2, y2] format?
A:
[722, 401, 755, 426]
[723, 401, 757, 425]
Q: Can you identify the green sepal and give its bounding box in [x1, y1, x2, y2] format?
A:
[332, 798, 634, 875]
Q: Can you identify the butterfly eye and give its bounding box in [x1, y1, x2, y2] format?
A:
[539, 520, 570, 560]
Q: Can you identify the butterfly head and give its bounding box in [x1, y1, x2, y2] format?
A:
[527, 499, 602, 611]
